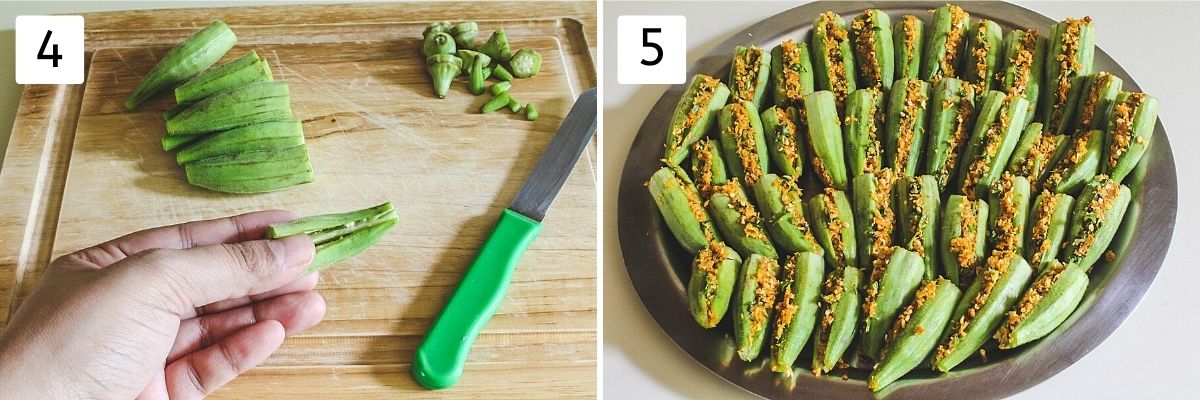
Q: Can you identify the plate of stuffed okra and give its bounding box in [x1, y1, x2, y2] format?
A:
[617, 1, 1176, 398]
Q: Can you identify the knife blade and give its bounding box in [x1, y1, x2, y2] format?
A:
[413, 88, 597, 389]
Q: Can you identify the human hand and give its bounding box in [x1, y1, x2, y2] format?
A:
[0, 211, 326, 399]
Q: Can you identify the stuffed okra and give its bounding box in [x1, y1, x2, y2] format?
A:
[687, 242, 742, 328]
[893, 15, 925, 81]
[1006, 122, 1066, 191]
[804, 91, 850, 189]
[770, 252, 824, 372]
[648, 165, 720, 255]
[850, 9, 894, 90]
[923, 78, 976, 190]
[710, 179, 779, 259]
[844, 88, 886, 178]
[735, 254, 781, 361]
[771, 40, 815, 109]
[761, 106, 806, 178]
[1041, 129, 1104, 195]
[860, 247, 926, 361]
[1103, 92, 1159, 183]
[884, 78, 930, 177]
[999, 28, 1047, 126]
[812, 12, 857, 109]
[851, 170, 898, 271]
[957, 91, 1029, 198]
[664, 74, 731, 165]
[1041, 17, 1095, 135]
[870, 278, 961, 391]
[1063, 176, 1131, 271]
[812, 266, 862, 376]
[987, 173, 1031, 256]
[940, 195, 988, 285]
[921, 4, 969, 82]
[962, 19, 1004, 94]
[690, 138, 727, 198]
[1025, 191, 1074, 270]
[753, 174, 821, 254]
[994, 261, 1088, 349]
[729, 45, 772, 109]
[1070, 72, 1123, 136]
[897, 175, 941, 279]
[932, 251, 1033, 371]
[718, 101, 771, 187]
[809, 188, 857, 269]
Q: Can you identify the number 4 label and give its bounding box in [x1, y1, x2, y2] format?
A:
[618, 16, 685, 85]
[15, 15, 84, 84]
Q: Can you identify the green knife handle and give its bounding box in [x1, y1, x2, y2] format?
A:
[413, 209, 542, 389]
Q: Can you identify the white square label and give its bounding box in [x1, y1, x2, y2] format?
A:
[617, 15, 685, 85]
[15, 15, 84, 84]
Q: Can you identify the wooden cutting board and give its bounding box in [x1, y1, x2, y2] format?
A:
[0, 2, 596, 398]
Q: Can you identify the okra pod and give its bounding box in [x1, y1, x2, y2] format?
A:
[987, 173, 1031, 256]
[861, 247, 926, 361]
[932, 251, 1033, 371]
[1041, 17, 1095, 135]
[761, 106, 805, 178]
[709, 179, 779, 259]
[735, 254, 781, 361]
[690, 138, 727, 198]
[479, 28, 512, 60]
[452, 21, 479, 50]
[1070, 72, 1122, 135]
[884, 78, 930, 177]
[1042, 129, 1104, 195]
[468, 54, 488, 95]
[481, 91, 514, 113]
[870, 278, 961, 391]
[923, 77, 976, 190]
[1103, 92, 1159, 183]
[897, 175, 941, 279]
[647, 165, 721, 255]
[664, 74, 731, 165]
[999, 28, 1047, 126]
[490, 81, 512, 96]
[893, 15, 925, 81]
[920, 4, 969, 81]
[770, 40, 815, 108]
[939, 195, 988, 285]
[166, 81, 293, 135]
[803, 91, 849, 189]
[183, 145, 314, 193]
[812, 266, 862, 375]
[811, 12, 857, 109]
[267, 202, 398, 272]
[124, 20, 237, 110]
[162, 134, 205, 152]
[957, 91, 1029, 198]
[844, 88, 885, 178]
[455, 49, 488, 75]
[850, 9, 894, 90]
[1025, 191, 1075, 270]
[961, 19, 1004, 94]
[809, 188, 857, 269]
[1006, 122, 1066, 191]
[718, 101, 770, 187]
[493, 64, 515, 81]
[524, 104, 538, 121]
[175, 51, 272, 105]
[176, 120, 304, 165]
[422, 32, 456, 58]
[507, 95, 522, 113]
[509, 49, 542, 78]
[422, 21, 452, 38]
[752, 174, 820, 254]
[427, 53, 463, 99]
[770, 252, 824, 372]
[729, 45, 772, 109]
[994, 261, 1088, 349]
[851, 170, 897, 271]
[687, 242, 743, 328]
[1063, 176, 1131, 271]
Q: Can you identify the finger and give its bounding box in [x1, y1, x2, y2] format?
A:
[165, 320, 286, 400]
[169, 290, 326, 363]
[185, 272, 319, 319]
[135, 369, 168, 400]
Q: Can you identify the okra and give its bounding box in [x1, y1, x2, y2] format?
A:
[455, 49, 488, 75]
[481, 92, 513, 113]
[1103, 92, 1159, 183]
[870, 278, 961, 391]
[1063, 176, 1131, 271]
[735, 254, 781, 361]
[809, 188, 857, 270]
[844, 88, 885, 178]
[920, 4, 969, 81]
[897, 175, 941, 279]
[479, 28, 512, 60]
[422, 21, 452, 38]
[162, 134, 206, 152]
[939, 195, 988, 285]
[1041, 17, 1095, 135]
[957, 91, 1029, 198]
[422, 32, 456, 57]
[718, 101, 770, 187]
[812, 266, 862, 375]
[932, 251, 1033, 371]
[753, 174, 820, 254]
[1070, 72, 1122, 135]
[961, 19, 1004, 94]
[124, 19, 237, 110]
[184, 144, 314, 193]
[1042, 129, 1104, 195]
[851, 170, 897, 271]
[509, 49, 542, 78]
[1006, 122, 1066, 191]
[266, 202, 398, 272]
[803, 91, 849, 189]
[176, 120, 304, 165]
[507, 96, 522, 113]
[860, 247, 926, 361]
[1025, 191, 1074, 270]
[468, 53, 489, 95]
[884, 78, 930, 177]
[893, 15, 924, 81]
[490, 81, 512, 96]
[664, 74, 731, 165]
[994, 261, 1088, 349]
[999, 28, 1047, 126]
[687, 242, 743, 328]
[647, 165, 720, 255]
[493, 64, 515, 81]
[769, 252, 824, 372]
[850, 9, 894, 90]
[427, 53, 463, 99]
[452, 21, 479, 50]
[690, 138, 727, 198]
[175, 51, 272, 105]
[525, 103, 538, 121]
[165, 81, 292, 135]
[923, 77, 976, 190]
[769, 40, 815, 108]
[987, 173, 1031, 256]
[709, 179, 779, 259]
[727, 45, 772, 109]
[811, 12, 857, 109]
[761, 106, 805, 178]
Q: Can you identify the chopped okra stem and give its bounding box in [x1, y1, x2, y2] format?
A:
[509, 49, 543, 78]
[525, 103, 539, 121]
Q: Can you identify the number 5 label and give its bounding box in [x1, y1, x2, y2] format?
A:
[617, 15, 685, 85]
[15, 15, 84, 84]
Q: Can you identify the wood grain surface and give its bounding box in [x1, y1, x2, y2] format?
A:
[0, 2, 597, 398]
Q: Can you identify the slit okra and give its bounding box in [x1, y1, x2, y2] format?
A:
[923, 77, 976, 190]
[809, 188, 857, 269]
[812, 266, 862, 376]
[1025, 191, 1074, 270]
[884, 78, 930, 177]
[729, 45, 772, 109]
[851, 170, 897, 271]
[718, 101, 770, 187]
[761, 106, 805, 178]
[690, 138, 728, 198]
[860, 247, 926, 361]
[921, 4, 969, 82]
[710, 179, 779, 259]
[687, 242, 742, 328]
[1041, 129, 1104, 195]
[1070, 72, 1122, 136]
[1103, 92, 1159, 183]
[803, 91, 850, 189]
[1006, 122, 1066, 191]
[897, 175, 941, 279]
[987, 173, 1031, 256]
[893, 15, 925, 81]
[647, 165, 720, 255]
[961, 19, 1004, 94]
[1041, 17, 1095, 135]
[753, 174, 820, 254]
[770, 40, 815, 108]
[175, 50, 273, 106]
[850, 9, 894, 90]
[940, 195, 988, 285]
[1063, 176, 1131, 271]
[1000, 28, 1047, 126]
[664, 74, 731, 165]
[844, 88, 885, 178]
[812, 12, 857, 109]
[166, 81, 293, 135]
[932, 250, 1033, 371]
[770, 252, 824, 373]
[994, 261, 1088, 349]
[957, 91, 1029, 199]
[735, 254, 781, 361]
[125, 19, 237, 110]
[266, 202, 398, 272]
[870, 278, 961, 391]
[176, 120, 304, 165]
[183, 144, 314, 193]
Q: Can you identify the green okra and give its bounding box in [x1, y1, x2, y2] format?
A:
[761, 106, 805, 178]
[870, 278, 961, 391]
[735, 254, 781, 361]
[1103, 92, 1159, 183]
[717, 101, 770, 187]
[961, 19, 1004, 94]
[423, 32, 457, 58]
[162, 134, 206, 152]
[1006, 123, 1066, 191]
[422, 21, 452, 38]
[267, 202, 398, 272]
[920, 4, 969, 82]
[480, 28, 512, 61]
[468, 54, 489, 95]
[493, 64, 515, 81]
[525, 103, 538, 121]
[995, 261, 1088, 349]
[957, 91, 1029, 198]
[709, 179, 778, 259]
[664, 74, 731, 165]
[124, 19, 237, 110]
[1041, 17, 1095, 135]
[850, 9, 894, 90]
[811, 12, 857, 109]
[647, 165, 721, 255]
[456, 49, 490, 75]
[509, 49, 542, 78]
[165, 81, 293, 135]
[893, 15, 925, 81]
[812, 266, 862, 376]
[490, 81, 512, 96]
[851, 170, 897, 271]
[803, 90, 849, 189]
[452, 21, 479, 50]
[1025, 191, 1075, 270]
[175, 50, 273, 105]
[808, 188, 856, 269]
[923, 77, 976, 190]
[769, 252, 824, 372]
[860, 246, 926, 361]
[1070, 72, 1122, 136]
[770, 40, 815, 109]
[183, 144, 314, 193]
[1063, 176, 1131, 271]
[932, 251, 1033, 372]
[687, 242, 743, 329]
[176, 120, 304, 165]
[507, 97, 521, 113]
[729, 45, 772, 109]
[1042, 129, 1104, 195]
[481, 91, 514, 113]
[428, 53, 463, 99]
[752, 174, 820, 255]
[1000, 28, 1047, 127]
[987, 173, 1031, 256]
[884, 78, 930, 177]
[690, 138, 727, 198]
[897, 175, 941, 279]
[844, 88, 885, 178]
[939, 195, 988, 286]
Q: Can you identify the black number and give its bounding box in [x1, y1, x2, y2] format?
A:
[641, 28, 663, 66]
[38, 30, 62, 67]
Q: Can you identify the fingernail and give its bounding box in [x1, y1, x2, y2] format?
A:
[271, 234, 315, 269]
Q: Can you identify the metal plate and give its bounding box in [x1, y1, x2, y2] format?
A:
[615, 1, 1177, 399]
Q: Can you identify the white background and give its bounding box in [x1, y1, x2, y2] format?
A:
[14, 15, 83, 84]
[617, 15, 686, 84]
[603, 1, 1200, 398]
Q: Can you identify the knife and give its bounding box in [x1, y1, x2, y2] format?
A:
[412, 88, 597, 389]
